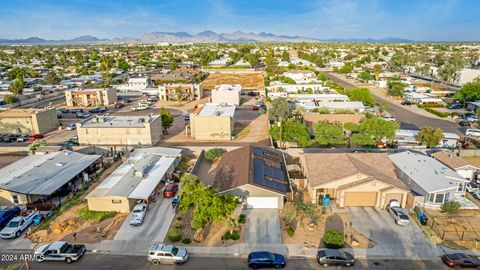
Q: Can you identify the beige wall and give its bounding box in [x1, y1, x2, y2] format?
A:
[0, 189, 29, 205]
[190, 114, 233, 141]
[87, 196, 134, 213]
[0, 108, 58, 134]
[221, 184, 285, 209]
[211, 89, 241, 105]
[66, 88, 117, 107]
[158, 84, 203, 101]
[77, 117, 162, 146]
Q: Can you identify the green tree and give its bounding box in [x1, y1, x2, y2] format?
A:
[317, 72, 328, 81]
[159, 107, 174, 134]
[453, 82, 480, 102]
[357, 70, 373, 81]
[418, 126, 444, 148]
[440, 200, 461, 213]
[28, 140, 47, 154]
[387, 79, 407, 97]
[269, 119, 311, 147]
[346, 88, 375, 106]
[339, 64, 353, 74]
[44, 71, 61, 85]
[359, 117, 399, 141]
[204, 148, 225, 161]
[350, 133, 376, 147]
[117, 58, 130, 72]
[269, 98, 291, 121]
[323, 230, 344, 249]
[313, 122, 346, 146]
[8, 76, 24, 96]
[281, 51, 290, 62]
[280, 76, 296, 84]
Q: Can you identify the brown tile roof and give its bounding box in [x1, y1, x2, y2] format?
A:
[431, 151, 478, 170]
[302, 113, 364, 126]
[302, 153, 407, 190]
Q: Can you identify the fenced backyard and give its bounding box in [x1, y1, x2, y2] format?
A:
[427, 215, 480, 241]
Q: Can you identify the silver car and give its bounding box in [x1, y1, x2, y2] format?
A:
[387, 201, 410, 226]
[147, 244, 188, 265]
[129, 203, 147, 226]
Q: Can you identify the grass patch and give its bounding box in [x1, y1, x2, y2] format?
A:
[78, 207, 116, 222]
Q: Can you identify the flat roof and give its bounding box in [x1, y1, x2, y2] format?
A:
[197, 103, 236, 117]
[217, 84, 241, 91]
[80, 114, 160, 128]
[86, 147, 182, 200]
[0, 108, 52, 118]
[297, 101, 365, 110]
[0, 151, 100, 195]
[66, 88, 109, 93]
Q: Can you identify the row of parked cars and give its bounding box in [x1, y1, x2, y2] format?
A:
[0, 133, 44, 143]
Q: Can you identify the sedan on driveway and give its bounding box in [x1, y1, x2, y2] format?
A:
[317, 249, 354, 267]
[472, 190, 480, 200]
[466, 182, 479, 193]
[163, 183, 178, 198]
[442, 253, 480, 268]
[129, 203, 147, 226]
[387, 200, 410, 225]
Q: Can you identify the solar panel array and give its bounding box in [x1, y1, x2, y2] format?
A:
[252, 147, 288, 193]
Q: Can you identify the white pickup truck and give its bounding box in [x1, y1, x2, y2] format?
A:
[0, 210, 38, 239]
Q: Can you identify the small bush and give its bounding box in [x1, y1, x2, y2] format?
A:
[167, 230, 183, 242]
[204, 148, 225, 161]
[323, 230, 344, 249]
[224, 232, 240, 241]
[182, 238, 192, 244]
[238, 214, 246, 224]
[441, 200, 461, 213]
[191, 218, 204, 230]
[176, 216, 182, 221]
[286, 226, 295, 237]
[417, 104, 445, 108]
[425, 108, 452, 118]
[174, 220, 184, 229]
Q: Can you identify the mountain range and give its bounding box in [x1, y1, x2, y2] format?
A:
[0, 31, 415, 44]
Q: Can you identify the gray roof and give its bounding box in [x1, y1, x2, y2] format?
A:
[86, 147, 182, 200]
[80, 114, 160, 128]
[389, 151, 467, 193]
[197, 103, 235, 117]
[0, 151, 100, 195]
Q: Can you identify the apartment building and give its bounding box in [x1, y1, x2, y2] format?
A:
[158, 83, 203, 101]
[65, 88, 117, 107]
[211, 84, 241, 105]
[0, 107, 58, 134]
[190, 103, 235, 141]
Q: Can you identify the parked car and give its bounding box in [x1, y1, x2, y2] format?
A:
[16, 134, 30, 142]
[442, 253, 480, 268]
[0, 206, 21, 229]
[27, 134, 44, 142]
[65, 124, 76, 130]
[253, 102, 266, 110]
[58, 108, 70, 114]
[76, 112, 91, 118]
[401, 101, 413, 106]
[1, 134, 18, 142]
[466, 182, 479, 193]
[163, 183, 178, 198]
[89, 107, 107, 113]
[248, 91, 260, 97]
[387, 200, 410, 225]
[447, 103, 463, 110]
[0, 210, 38, 238]
[472, 190, 480, 200]
[147, 96, 159, 102]
[248, 251, 286, 269]
[458, 120, 471, 127]
[132, 106, 149, 111]
[466, 129, 480, 137]
[381, 116, 396, 122]
[34, 241, 86, 264]
[129, 203, 147, 226]
[316, 249, 355, 267]
[466, 115, 478, 123]
[114, 102, 125, 108]
[184, 114, 190, 121]
[139, 100, 154, 105]
[70, 109, 84, 114]
[147, 244, 188, 265]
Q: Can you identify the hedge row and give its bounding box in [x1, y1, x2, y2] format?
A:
[425, 108, 452, 118]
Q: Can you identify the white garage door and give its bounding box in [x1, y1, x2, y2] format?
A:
[246, 197, 278, 209]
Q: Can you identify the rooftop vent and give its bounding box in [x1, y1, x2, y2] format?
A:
[56, 162, 66, 167]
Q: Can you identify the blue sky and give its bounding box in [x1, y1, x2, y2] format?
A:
[1, 0, 479, 41]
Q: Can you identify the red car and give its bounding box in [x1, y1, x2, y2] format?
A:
[27, 134, 44, 142]
[252, 102, 266, 110]
[163, 183, 178, 198]
[442, 253, 480, 268]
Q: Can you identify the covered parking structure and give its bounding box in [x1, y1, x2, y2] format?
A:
[86, 147, 182, 213]
[0, 150, 101, 206]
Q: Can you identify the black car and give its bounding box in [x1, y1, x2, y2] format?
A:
[1, 135, 18, 143]
[459, 120, 471, 127]
[447, 103, 463, 110]
[70, 109, 84, 113]
[89, 107, 107, 113]
[248, 91, 260, 97]
[401, 101, 413, 105]
[317, 249, 355, 267]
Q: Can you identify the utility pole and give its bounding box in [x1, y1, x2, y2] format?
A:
[278, 119, 283, 149]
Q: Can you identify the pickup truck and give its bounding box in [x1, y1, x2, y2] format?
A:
[0, 210, 38, 238]
[35, 241, 86, 264]
[0, 206, 20, 229]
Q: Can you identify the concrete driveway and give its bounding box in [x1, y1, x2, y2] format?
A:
[114, 196, 176, 242]
[347, 207, 435, 258]
[245, 209, 282, 244]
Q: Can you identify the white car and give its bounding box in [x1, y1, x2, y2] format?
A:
[466, 129, 480, 137]
[129, 203, 147, 226]
[382, 116, 396, 122]
[65, 124, 76, 130]
[466, 115, 478, 123]
[131, 106, 149, 111]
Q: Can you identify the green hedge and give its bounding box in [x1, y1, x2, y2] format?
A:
[223, 232, 240, 241]
[167, 230, 183, 242]
[238, 214, 246, 224]
[425, 108, 452, 118]
[182, 238, 192, 244]
[417, 104, 445, 108]
[323, 230, 344, 249]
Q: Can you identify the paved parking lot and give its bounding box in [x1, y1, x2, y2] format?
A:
[245, 209, 282, 244]
[347, 207, 435, 258]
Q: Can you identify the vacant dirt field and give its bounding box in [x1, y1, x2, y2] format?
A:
[202, 72, 265, 90]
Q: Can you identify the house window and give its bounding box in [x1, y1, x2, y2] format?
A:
[111, 199, 122, 204]
[12, 195, 19, 204]
[435, 193, 445, 204]
[428, 193, 434, 203]
[458, 183, 464, 192]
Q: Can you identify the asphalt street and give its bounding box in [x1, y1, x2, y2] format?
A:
[0, 253, 450, 270]
[326, 73, 464, 135]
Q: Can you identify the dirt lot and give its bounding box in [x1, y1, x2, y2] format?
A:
[0, 155, 25, 169]
[280, 203, 373, 249]
[202, 72, 265, 90]
[464, 156, 480, 168]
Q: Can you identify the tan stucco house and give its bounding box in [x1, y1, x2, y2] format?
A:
[0, 107, 59, 134]
[300, 153, 409, 208]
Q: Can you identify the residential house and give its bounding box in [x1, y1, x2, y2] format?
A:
[302, 113, 364, 131]
[389, 151, 468, 208]
[430, 150, 479, 180]
[300, 153, 409, 208]
[396, 129, 460, 148]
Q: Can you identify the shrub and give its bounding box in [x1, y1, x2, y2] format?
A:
[167, 230, 183, 242]
[182, 238, 192, 244]
[174, 220, 184, 229]
[191, 218, 204, 230]
[238, 214, 246, 224]
[425, 108, 452, 118]
[78, 207, 116, 222]
[176, 216, 182, 221]
[417, 103, 445, 108]
[441, 200, 461, 213]
[204, 148, 225, 161]
[224, 232, 240, 241]
[286, 226, 295, 237]
[323, 230, 344, 249]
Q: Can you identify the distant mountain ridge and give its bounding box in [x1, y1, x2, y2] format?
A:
[0, 31, 416, 44]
